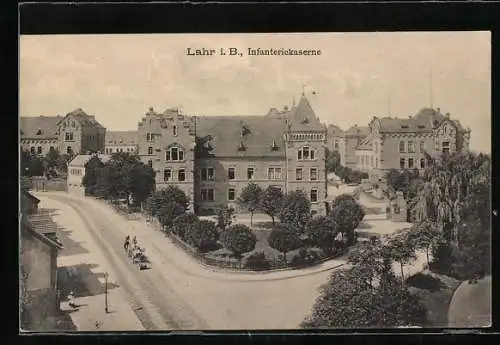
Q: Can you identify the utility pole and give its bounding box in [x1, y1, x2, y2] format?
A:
[104, 272, 109, 313]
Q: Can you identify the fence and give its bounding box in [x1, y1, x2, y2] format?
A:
[28, 177, 67, 192]
[144, 214, 344, 272]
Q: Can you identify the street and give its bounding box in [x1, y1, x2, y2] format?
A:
[37, 192, 336, 330]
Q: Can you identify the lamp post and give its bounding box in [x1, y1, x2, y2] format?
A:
[104, 272, 109, 313]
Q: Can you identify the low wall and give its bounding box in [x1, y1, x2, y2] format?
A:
[30, 177, 68, 192]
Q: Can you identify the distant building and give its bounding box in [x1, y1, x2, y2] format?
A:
[326, 124, 346, 165]
[344, 125, 370, 169]
[57, 109, 106, 156]
[361, 108, 471, 182]
[20, 190, 63, 330]
[20, 116, 64, 156]
[67, 154, 111, 195]
[105, 131, 138, 155]
[137, 95, 328, 215]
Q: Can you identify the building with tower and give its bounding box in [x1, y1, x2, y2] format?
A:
[136, 95, 328, 215]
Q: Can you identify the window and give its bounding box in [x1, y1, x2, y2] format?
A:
[30, 147, 35, 154]
[268, 167, 282, 180]
[420, 158, 425, 169]
[247, 167, 254, 180]
[164, 169, 172, 181]
[442, 141, 450, 154]
[298, 146, 315, 161]
[310, 168, 318, 181]
[146, 133, 150, 141]
[370, 156, 374, 167]
[148, 146, 153, 155]
[148, 160, 153, 168]
[408, 158, 414, 169]
[166, 146, 184, 161]
[178, 169, 186, 182]
[296, 168, 303, 181]
[173, 125, 178, 136]
[65, 132, 74, 141]
[201, 168, 214, 181]
[374, 141, 378, 153]
[408, 141, 415, 153]
[228, 188, 236, 201]
[37, 146, 42, 154]
[399, 141, 405, 153]
[400, 158, 405, 169]
[49, 146, 54, 152]
[201, 188, 215, 201]
[310, 189, 318, 202]
[334, 140, 339, 149]
[67, 146, 73, 154]
[228, 167, 235, 180]
[420, 141, 425, 153]
[375, 157, 379, 168]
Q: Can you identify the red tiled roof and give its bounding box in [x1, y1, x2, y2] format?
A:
[376, 108, 466, 133]
[64, 108, 105, 129]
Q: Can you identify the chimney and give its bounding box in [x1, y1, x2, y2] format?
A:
[445, 113, 450, 118]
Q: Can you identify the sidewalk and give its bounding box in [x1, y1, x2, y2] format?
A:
[40, 196, 144, 331]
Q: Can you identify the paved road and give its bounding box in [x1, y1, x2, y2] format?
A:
[45, 194, 209, 330]
[39, 192, 335, 329]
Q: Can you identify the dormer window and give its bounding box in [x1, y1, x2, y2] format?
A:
[418, 125, 425, 129]
[401, 125, 409, 129]
[36, 129, 42, 135]
[271, 139, 279, 151]
[238, 141, 246, 151]
[302, 117, 309, 124]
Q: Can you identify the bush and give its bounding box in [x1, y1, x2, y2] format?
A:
[186, 220, 219, 252]
[290, 248, 322, 268]
[172, 213, 199, 240]
[221, 224, 257, 260]
[267, 228, 303, 263]
[243, 251, 271, 271]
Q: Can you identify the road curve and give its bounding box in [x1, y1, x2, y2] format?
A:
[45, 193, 210, 330]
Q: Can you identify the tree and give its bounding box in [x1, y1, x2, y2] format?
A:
[82, 156, 105, 196]
[172, 213, 199, 239]
[186, 220, 219, 252]
[411, 151, 491, 280]
[215, 205, 235, 231]
[267, 227, 303, 263]
[279, 190, 311, 235]
[306, 215, 338, 254]
[259, 186, 284, 225]
[329, 194, 365, 245]
[386, 231, 417, 281]
[126, 162, 155, 206]
[148, 186, 190, 217]
[325, 148, 341, 173]
[237, 183, 263, 227]
[221, 224, 257, 263]
[158, 202, 185, 230]
[407, 220, 441, 268]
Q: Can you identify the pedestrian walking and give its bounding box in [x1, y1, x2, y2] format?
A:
[68, 291, 77, 309]
[132, 236, 137, 246]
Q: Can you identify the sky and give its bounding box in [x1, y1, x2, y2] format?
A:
[19, 32, 491, 153]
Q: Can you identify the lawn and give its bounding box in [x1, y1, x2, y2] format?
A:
[407, 270, 462, 327]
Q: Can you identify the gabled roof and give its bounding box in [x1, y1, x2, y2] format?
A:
[20, 116, 64, 139]
[196, 116, 286, 158]
[288, 95, 325, 132]
[68, 154, 111, 167]
[106, 131, 138, 145]
[63, 109, 105, 129]
[346, 125, 369, 137]
[22, 216, 63, 250]
[376, 108, 466, 133]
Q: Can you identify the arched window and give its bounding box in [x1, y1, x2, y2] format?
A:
[166, 145, 184, 161]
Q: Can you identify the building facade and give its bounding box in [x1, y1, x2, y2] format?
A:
[20, 116, 64, 156]
[67, 154, 111, 195]
[359, 108, 470, 182]
[326, 124, 346, 165]
[20, 109, 106, 157]
[343, 125, 370, 169]
[137, 96, 328, 215]
[57, 109, 106, 156]
[105, 131, 138, 155]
